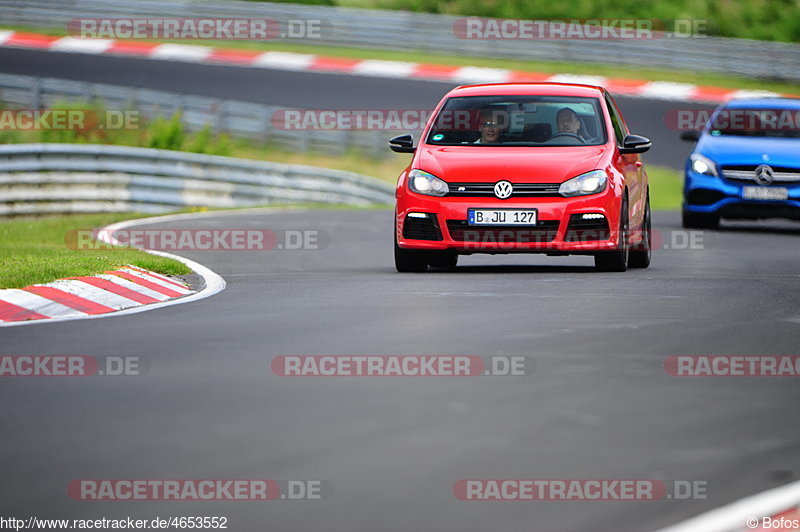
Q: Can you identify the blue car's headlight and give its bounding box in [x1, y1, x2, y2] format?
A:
[408, 169, 448, 196]
[689, 153, 718, 177]
[559, 170, 607, 197]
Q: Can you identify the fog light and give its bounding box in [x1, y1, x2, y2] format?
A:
[581, 213, 605, 220]
[407, 212, 429, 218]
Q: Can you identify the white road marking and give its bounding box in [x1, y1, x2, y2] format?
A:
[640, 81, 698, 100]
[353, 60, 418, 78]
[452, 66, 512, 84]
[151, 44, 213, 62]
[253, 51, 316, 70]
[51, 36, 114, 54]
[656, 479, 800, 532]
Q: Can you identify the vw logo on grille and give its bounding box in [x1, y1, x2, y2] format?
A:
[494, 180, 513, 199]
[754, 164, 774, 185]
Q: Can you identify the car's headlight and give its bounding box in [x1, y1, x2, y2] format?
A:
[559, 170, 608, 197]
[408, 169, 449, 196]
[689, 153, 718, 177]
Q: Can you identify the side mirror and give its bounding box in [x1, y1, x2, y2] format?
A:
[680, 130, 701, 142]
[619, 134, 651, 154]
[389, 134, 415, 153]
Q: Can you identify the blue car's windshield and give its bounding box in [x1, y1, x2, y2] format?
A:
[710, 107, 800, 138]
[426, 95, 607, 147]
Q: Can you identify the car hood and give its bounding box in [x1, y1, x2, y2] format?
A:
[415, 146, 609, 183]
[697, 135, 800, 167]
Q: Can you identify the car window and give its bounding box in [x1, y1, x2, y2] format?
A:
[425, 95, 607, 147]
[708, 106, 800, 138]
[604, 95, 627, 145]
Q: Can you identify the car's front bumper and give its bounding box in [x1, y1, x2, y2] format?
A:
[396, 190, 622, 253]
[683, 169, 800, 220]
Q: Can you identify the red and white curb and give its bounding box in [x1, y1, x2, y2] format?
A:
[0, 266, 192, 323]
[0, 212, 227, 327]
[0, 30, 792, 104]
[657, 479, 800, 532]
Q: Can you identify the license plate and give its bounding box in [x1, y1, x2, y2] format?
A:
[468, 209, 537, 225]
[743, 186, 788, 201]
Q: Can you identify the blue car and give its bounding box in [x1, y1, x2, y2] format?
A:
[680, 97, 800, 228]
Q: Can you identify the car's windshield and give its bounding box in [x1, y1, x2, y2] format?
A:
[709, 106, 800, 138]
[425, 95, 607, 147]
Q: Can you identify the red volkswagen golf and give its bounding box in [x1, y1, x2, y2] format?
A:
[391, 82, 652, 272]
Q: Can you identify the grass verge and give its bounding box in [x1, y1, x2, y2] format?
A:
[646, 165, 684, 211]
[0, 213, 191, 289]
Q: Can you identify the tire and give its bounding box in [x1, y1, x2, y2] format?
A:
[428, 251, 458, 270]
[394, 235, 428, 272]
[629, 197, 651, 269]
[595, 198, 629, 272]
[682, 209, 719, 229]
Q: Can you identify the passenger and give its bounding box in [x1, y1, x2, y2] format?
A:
[555, 107, 588, 141]
[475, 110, 505, 144]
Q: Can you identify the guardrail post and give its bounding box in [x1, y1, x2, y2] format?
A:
[214, 100, 224, 135]
[31, 77, 41, 109]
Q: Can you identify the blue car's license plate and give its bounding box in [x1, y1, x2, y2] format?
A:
[742, 187, 788, 201]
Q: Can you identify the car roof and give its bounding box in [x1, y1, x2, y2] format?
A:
[445, 82, 606, 99]
[723, 97, 800, 110]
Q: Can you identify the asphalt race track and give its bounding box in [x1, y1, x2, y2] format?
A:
[2, 47, 800, 531]
[0, 47, 710, 169]
[2, 208, 800, 531]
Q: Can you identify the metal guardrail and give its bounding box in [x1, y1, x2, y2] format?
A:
[0, 143, 395, 215]
[0, 73, 401, 159]
[2, 0, 800, 81]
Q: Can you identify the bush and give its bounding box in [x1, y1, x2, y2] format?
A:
[148, 112, 185, 151]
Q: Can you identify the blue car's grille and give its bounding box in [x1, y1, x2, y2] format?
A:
[721, 166, 800, 184]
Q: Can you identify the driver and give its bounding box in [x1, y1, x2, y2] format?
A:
[474, 110, 505, 144]
[555, 107, 588, 141]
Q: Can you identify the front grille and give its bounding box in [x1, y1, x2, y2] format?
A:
[447, 182, 562, 197]
[565, 215, 610, 241]
[403, 215, 442, 241]
[721, 166, 800, 184]
[446, 220, 559, 243]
